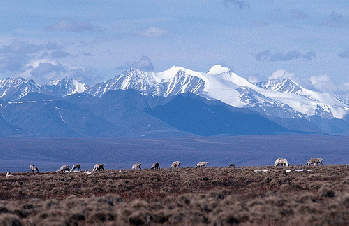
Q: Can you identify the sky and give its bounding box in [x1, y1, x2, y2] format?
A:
[1, 0, 349, 95]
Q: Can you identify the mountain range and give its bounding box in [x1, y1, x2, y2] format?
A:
[1, 65, 349, 137]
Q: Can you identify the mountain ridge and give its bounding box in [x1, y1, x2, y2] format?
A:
[1, 65, 348, 119]
[1, 65, 349, 137]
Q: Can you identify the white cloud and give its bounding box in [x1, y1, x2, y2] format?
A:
[248, 75, 260, 83]
[46, 19, 96, 32]
[338, 83, 349, 92]
[141, 27, 167, 38]
[115, 56, 154, 72]
[269, 69, 297, 81]
[309, 74, 337, 93]
[321, 11, 349, 28]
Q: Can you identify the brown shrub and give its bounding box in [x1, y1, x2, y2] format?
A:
[2, 165, 349, 225]
[0, 214, 22, 226]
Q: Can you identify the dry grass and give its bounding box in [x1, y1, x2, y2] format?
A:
[1, 165, 349, 225]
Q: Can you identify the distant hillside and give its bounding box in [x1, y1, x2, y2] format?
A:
[144, 94, 289, 136]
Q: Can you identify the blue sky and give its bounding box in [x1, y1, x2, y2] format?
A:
[1, 0, 349, 95]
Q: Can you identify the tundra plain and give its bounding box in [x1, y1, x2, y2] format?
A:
[1, 165, 349, 225]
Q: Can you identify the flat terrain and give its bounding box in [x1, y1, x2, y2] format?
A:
[1, 165, 349, 225]
[1, 135, 349, 172]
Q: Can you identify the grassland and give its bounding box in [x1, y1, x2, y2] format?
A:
[1, 165, 349, 225]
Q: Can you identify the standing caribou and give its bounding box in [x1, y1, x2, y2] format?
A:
[30, 165, 39, 172]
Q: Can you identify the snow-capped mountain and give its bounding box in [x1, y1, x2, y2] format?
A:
[87, 65, 349, 119]
[0, 77, 86, 100]
[43, 77, 87, 97]
[0, 78, 41, 101]
[254, 78, 348, 118]
[255, 79, 302, 93]
[1, 65, 349, 119]
[85, 68, 205, 97]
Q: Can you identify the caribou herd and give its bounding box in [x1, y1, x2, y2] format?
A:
[3, 158, 325, 176]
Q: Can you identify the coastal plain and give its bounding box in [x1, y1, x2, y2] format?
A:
[1, 165, 349, 225]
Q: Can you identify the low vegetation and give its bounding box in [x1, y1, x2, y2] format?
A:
[1, 165, 349, 225]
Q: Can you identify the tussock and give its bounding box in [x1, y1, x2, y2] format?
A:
[1, 165, 349, 225]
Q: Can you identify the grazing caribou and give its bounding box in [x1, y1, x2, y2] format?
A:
[307, 158, 323, 166]
[70, 164, 81, 172]
[170, 161, 180, 168]
[275, 158, 289, 167]
[131, 163, 141, 170]
[151, 162, 160, 170]
[58, 165, 70, 172]
[195, 162, 208, 168]
[93, 164, 105, 171]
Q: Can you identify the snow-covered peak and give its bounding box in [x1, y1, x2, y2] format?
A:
[207, 65, 230, 75]
[157, 66, 205, 81]
[44, 77, 87, 96]
[0, 77, 41, 100]
[72, 79, 87, 94]
[256, 78, 302, 94]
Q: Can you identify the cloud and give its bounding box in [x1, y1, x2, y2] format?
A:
[267, 9, 311, 25]
[309, 74, 338, 93]
[270, 51, 301, 61]
[321, 11, 349, 27]
[269, 69, 297, 81]
[21, 59, 100, 85]
[255, 50, 316, 62]
[50, 51, 71, 59]
[223, 0, 250, 9]
[131, 56, 154, 71]
[30, 62, 67, 77]
[338, 83, 349, 92]
[255, 50, 271, 61]
[339, 50, 349, 59]
[46, 19, 97, 32]
[65, 68, 103, 85]
[0, 41, 102, 84]
[0, 41, 68, 74]
[302, 51, 316, 61]
[116, 56, 154, 72]
[248, 75, 260, 83]
[0, 41, 43, 72]
[141, 27, 167, 38]
[22, 60, 68, 83]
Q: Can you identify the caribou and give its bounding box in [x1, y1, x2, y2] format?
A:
[70, 164, 81, 172]
[58, 165, 70, 172]
[275, 158, 289, 167]
[131, 163, 141, 170]
[30, 165, 39, 172]
[93, 164, 105, 171]
[307, 158, 323, 166]
[151, 162, 160, 170]
[195, 162, 208, 168]
[170, 161, 180, 168]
